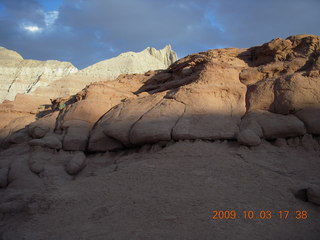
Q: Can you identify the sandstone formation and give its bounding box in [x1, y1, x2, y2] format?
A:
[1, 34, 320, 150]
[0, 35, 320, 239]
[0, 46, 78, 103]
[0, 45, 178, 142]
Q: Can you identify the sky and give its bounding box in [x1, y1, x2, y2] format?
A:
[0, 0, 319, 69]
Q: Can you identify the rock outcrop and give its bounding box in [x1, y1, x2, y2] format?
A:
[237, 34, 320, 145]
[81, 45, 177, 79]
[0, 46, 78, 103]
[32, 45, 178, 99]
[0, 45, 178, 141]
[2, 34, 320, 151]
[89, 48, 247, 150]
[0, 45, 177, 103]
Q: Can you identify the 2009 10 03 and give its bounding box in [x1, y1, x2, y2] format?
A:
[211, 210, 308, 220]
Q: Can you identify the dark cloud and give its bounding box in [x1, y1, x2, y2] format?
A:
[213, 0, 320, 47]
[0, 0, 319, 69]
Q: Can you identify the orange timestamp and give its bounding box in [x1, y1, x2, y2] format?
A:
[211, 210, 308, 220]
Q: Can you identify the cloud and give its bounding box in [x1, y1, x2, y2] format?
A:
[0, 0, 319, 69]
[23, 25, 42, 33]
[44, 11, 59, 26]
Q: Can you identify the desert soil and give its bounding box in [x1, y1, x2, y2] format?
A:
[1, 140, 319, 240]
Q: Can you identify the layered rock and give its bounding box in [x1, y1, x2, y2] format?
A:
[32, 45, 178, 99]
[237, 34, 320, 145]
[2, 34, 320, 152]
[90, 48, 247, 150]
[0, 35, 319, 155]
[0, 46, 78, 102]
[81, 45, 177, 79]
[0, 45, 177, 141]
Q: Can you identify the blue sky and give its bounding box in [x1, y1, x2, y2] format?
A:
[38, 0, 63, 11]
[0, 0, 319, 69]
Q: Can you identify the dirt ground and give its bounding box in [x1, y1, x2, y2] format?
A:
[1, 140, 320, 240]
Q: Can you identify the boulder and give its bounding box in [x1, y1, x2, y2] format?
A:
[130, 99, 185, 145]
[172, 88, 245, 140]
[274, 74, 320, 114]
[27, 147, 52, 174]
[295, 108, 320, 134]
[101, 93, 165, 146]
[28, 111, 59, 138]
[63, 124, 90, 151]
[28, 139, 46, 147]
[88, 125, 123, 152]
[31, 126, 50, 139]
[237, 129, 261, 146]
[66, 152, 87, 175]
[43, 135, 62, 149]
[301, 134, 319, 151]
[287, 137, 301, 147]
[307, 186, 320, 205]
[59, 100, 114, 127]
[246, 80, 275, 112]
[240, 110, 306, 140]
[274, 138, 288, 148]
[239, 67, 264, 85]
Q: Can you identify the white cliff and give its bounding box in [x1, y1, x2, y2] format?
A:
[32, 45, 177, 99]
[80, 45, 177, 79]
[0, 46, 78, 103]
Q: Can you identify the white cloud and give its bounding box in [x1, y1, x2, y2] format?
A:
[24, 25, 42, 33]
[20, 10, 59, 34]
[44, 11, 59, 26]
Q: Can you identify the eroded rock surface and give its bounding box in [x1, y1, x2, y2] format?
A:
[32, 45, 178, 100]
[2, 35, 320, 152]
[0, 46, 78, 102]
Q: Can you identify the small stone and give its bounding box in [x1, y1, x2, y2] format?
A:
[28, 161, 44, 174]
[307, 186, 320, 205]
[287, 137, 300, 147]
[274, 138, 287, 147]
[181, 67, 193, 76]
[43, 135, 62, 149]
[301, 134, 319, 151]
[32, 126, 50, 139]
[66, 152, 87, 175]
[237, 129, 261, 146]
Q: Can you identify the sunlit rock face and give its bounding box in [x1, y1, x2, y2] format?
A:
[2, 35, 320, 150]
[0, 46, 78, 103]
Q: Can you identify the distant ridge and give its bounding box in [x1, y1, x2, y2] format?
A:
[32, 45, 178, 99]
[0, 46, 78, 103]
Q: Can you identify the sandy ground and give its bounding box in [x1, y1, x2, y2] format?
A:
[1, 140, 320, 240]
